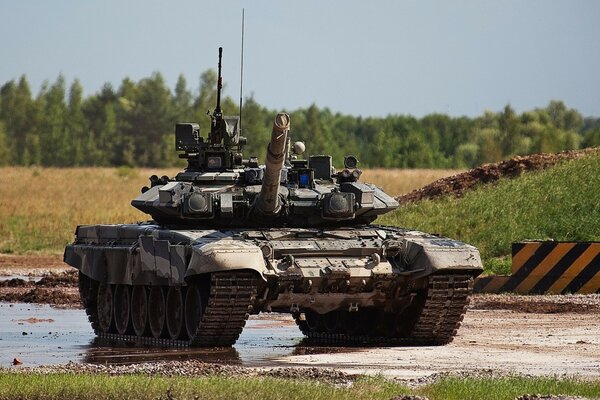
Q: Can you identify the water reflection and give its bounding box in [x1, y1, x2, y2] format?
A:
[83, 338, 243, 365]
[1, 303, 350, 368]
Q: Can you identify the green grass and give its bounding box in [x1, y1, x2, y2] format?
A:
[379, 152, 600, 274]
[0, 374, 406, 400]
[1, 373, 599, 400]
[421, 375, 600, 400]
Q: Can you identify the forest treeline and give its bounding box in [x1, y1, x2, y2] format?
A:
[1, 71, 599, 168]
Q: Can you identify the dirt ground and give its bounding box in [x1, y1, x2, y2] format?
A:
[0, 260, 79, 306]
[280, 296, 600, 380]
[2, 262, 599, 381]
[0, 254, 68, 276]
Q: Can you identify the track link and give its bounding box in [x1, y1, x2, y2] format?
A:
[295, 273, 474, 346]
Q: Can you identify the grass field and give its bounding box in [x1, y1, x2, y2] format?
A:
[0, 167, 174, 254]
[0, 166, 459, 254]
[380, 152, 600, 274]
[1, 373, 599, 400]
[2, 154, 598, 274]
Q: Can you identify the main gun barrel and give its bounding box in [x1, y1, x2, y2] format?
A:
[255, 113, 290, 214]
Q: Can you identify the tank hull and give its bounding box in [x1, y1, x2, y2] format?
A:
[65, 223, 482, 346]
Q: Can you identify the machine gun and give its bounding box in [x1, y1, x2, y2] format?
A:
[175, 47, 245, 171]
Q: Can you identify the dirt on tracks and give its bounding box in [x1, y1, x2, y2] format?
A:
[395, 148, 599, 205]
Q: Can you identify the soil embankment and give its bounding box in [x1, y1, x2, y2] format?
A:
[395, 148, 599, 205]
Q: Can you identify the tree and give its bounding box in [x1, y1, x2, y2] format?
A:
[0, 121, 10, 165]
[240, 95, 270, 159]
[476, 128, 502, 164]
[83, 83, 118, 165]
[0, 70, 595, 168]
[128, 72, 173, 166]
[498, 104, 519, 156]
[0, 76, 38, 164]
[67, 80, 87, 165]
[173, 74, 193, 120]
[39, 75, 68, 166]
[192, 70, 218, 137]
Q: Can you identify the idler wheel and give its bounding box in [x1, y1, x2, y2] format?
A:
[166, 286, 185, 340]
[184, 283, 204, 339]
[96, 283, 114, 333]
[113, 284, 131, 335]
[130, 285, 148, 337]
[148, 286, 166, 339]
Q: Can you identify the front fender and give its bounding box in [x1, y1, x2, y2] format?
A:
[403, 236, 483, 279]
[186, 240, 267, 279]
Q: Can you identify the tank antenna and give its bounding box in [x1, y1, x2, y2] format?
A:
[215, 47, 223, 117]
[239, 8, 245, 134]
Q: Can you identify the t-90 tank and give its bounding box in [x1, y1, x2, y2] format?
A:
[64, 48, 483, 347]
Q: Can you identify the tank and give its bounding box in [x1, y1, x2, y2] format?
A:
[64, 48, 483, 347]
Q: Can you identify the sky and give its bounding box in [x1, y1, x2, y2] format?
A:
[1, 0, 599, 118]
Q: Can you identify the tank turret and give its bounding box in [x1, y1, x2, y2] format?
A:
[129, 46, 403, 227]
[254, 113, 290, 215]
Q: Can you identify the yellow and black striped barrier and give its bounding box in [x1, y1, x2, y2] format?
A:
[474, 241, 600, 294]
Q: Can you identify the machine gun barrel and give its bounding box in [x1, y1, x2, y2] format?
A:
[210, 47, 224, 145]
[255, 113, 290, 214]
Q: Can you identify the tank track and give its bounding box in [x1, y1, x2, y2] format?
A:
[294, 273, 474, 346]
[80, 271, 257, 347]
[189, 272, 257, 347]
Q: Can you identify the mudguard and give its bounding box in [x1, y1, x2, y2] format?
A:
[185, 240, 266, 279]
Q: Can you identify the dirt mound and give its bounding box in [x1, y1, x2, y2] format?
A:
[0, 287, 81, 307]
[0, 278, 31, 288]
[0, 270, 79, 306]
[395, 148, 599, 205]
[37, 270, 78, 287]
[0, 270, 78, 288]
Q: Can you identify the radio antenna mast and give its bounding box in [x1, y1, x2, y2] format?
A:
[239, 8, 245, 134]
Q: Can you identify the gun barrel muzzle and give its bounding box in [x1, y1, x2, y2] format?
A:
[255, 113, 290, 214]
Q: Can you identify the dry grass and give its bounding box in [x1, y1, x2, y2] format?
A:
[0, 167, 178, 253]
[361, 168, 463, 196]
[0, 167, 460, 254]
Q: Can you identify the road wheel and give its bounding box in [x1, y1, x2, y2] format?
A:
[96, 283, 114, 333]
[113, 284, 131, 335]
[130, 285, 148, 337]
[166, 286, 185, 340]
[185, 283, 204, 340]
[148, 286, 166, 339]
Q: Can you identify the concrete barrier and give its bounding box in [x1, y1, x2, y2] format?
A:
[474, 241, 600, 294]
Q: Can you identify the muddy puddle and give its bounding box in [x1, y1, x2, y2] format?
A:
[0, 303, 350, 368]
